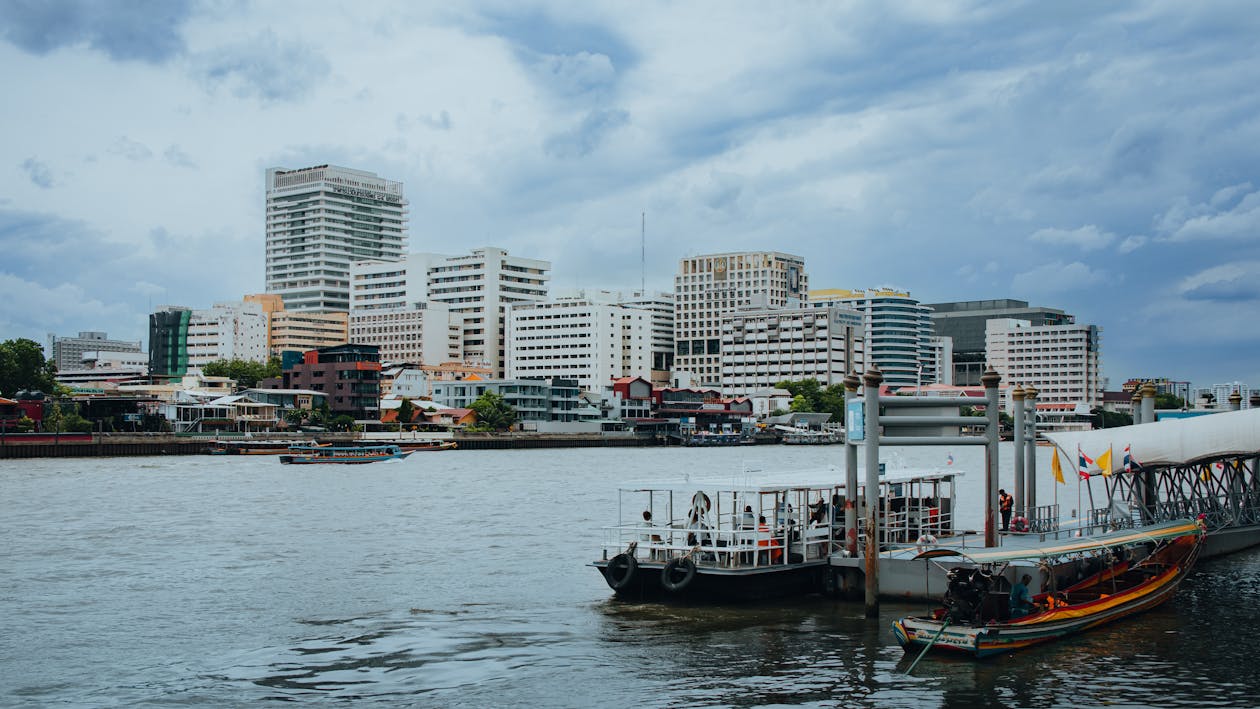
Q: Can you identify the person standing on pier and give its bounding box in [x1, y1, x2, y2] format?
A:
[999, 489, 1014, 532]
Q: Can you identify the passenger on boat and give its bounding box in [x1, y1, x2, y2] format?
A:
[1010, 574, 1037, 618]
[757, 516, 783, 564]
[740, 505, 756, 529]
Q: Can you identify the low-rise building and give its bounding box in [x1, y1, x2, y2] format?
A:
[271, 344, 382, 420]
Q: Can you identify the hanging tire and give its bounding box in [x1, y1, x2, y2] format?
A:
[661, 557, 696, 593]
[604, 553, 637, 591]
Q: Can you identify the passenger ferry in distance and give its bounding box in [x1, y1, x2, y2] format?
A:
[591, 469, 959, 602]
[279, 444, 413, 464]
[208, 439, 325, 455]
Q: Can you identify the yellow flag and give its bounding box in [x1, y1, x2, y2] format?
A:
[1096, 446, 1113, 476]
[1051, 450, 1065, 484]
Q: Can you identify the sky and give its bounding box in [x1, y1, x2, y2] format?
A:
[1, 1, 1258, 390]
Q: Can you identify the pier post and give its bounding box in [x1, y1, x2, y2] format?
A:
[1024, 386, 1038, 518]
[844, 374, 861, 557]
[981, 368, 1002, 547]
[1012, 385, 1025, 518]
[1141, 382, 1157, 423]
[1229, 390, 1243, 412]
[863, 366, 884, 618]
[1132, 389, 1144, 425]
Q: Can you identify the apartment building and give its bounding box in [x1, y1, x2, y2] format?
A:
[149, 301, 268, 379]
[719, 305, 865, 397]
[985, 319, 1103, 422]
[506, 297, 654, 393]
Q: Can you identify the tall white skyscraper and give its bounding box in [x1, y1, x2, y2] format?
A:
[265, 164, 408, 312]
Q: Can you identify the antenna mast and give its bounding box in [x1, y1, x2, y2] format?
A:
[641, 211, 646, 294]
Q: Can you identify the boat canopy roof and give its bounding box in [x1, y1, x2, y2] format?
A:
[913, 519, 1201, 563]
[620, 468, 959, 494]
[1045, 408, 1260, 472]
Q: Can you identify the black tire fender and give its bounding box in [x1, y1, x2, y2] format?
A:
[660, 557, 697, 593]
[605, 552, 638, 590]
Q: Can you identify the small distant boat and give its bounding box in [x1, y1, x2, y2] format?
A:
[781, 430, 842, 445]
[208, 440, 325, 455]
[399, 440, 458, 452]
[892, 519, 1204, 659]
[279, 444, 413, 464]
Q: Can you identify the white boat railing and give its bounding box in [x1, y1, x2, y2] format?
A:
[600, 522, 837, 569]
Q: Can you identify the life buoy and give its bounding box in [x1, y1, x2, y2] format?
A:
[691, 491, 712, 514]
[661, 557, 696, 592]
[1011, 516, 1029, 533]
[916, 534, 938, 553]
[604, 552, 638, 591]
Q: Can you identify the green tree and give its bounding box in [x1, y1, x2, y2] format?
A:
[397, 397, 417, 427]
[789, 394, 811, 413]
[1155, 393, 1186, 410]
[201, 358, 279, 389]
[0, 338, 58, 396]
[43, 399, 64, 434]
[470, 391, 518, 431]
[330, 414, 356, 432]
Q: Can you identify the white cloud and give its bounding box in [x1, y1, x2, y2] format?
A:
[1116, 235, 1147, 254]
[1011, 261, 1107, 297]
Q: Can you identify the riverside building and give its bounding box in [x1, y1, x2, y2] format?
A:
[927, 299, 1073, 386]
[244, 294, 348, 358]
[265, 164, 408, 313]
[505, 295, 654, 393]
[674, 252, 806, 389]
[809, 288, 934, 387]
[48, 331, 142, 372]
[719, 305, 865, 397]
[985, 318, 1103, 429]
[148, 301, 268, 379]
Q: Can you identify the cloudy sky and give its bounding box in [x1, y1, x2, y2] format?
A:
[2, 1, 1258, 388]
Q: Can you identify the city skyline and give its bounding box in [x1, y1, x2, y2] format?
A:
[2, 3, 1259, 387]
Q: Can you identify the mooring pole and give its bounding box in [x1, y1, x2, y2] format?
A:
[863, 365, 884, 618]
[1012, 385, 1025, 518]
[1024, 385, 1038, 520]
[844, 374, 861, 558]
[1141, 382, 1157, 423]
[981, 368, 1002, 547]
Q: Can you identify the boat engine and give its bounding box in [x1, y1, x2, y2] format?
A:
[942, 567, 992, 625]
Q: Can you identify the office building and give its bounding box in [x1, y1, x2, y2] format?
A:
[48, 331, 142, 372]
[245, 294, 348, 357]
[674, 252, 806, 388]
[349, 301, 462, 366]
[927, 299, 1074, 386]
[810, 288, 934, 387]
[265, 164, 408, 312]
[148, 301, 268, 379]
[276, 344, 382, 420]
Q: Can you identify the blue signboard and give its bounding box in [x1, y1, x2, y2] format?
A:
[846, 400, 864, 441]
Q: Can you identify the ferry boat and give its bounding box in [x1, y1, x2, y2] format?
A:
[399, 440, 458, 452]
[279, 444, 413, 464]
[208, 439, 325, 455]
[591, 469, 959, 602]
[893, 519, 1204, 659]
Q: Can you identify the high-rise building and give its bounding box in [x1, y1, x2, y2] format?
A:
[265, 164, 408, 313]
[425, 248, 550, 376]
[48, 331, 142, 372]
[926, 299, 1073, 386]
[809, 288, 934, 387]
[148, 301, 268, 379]
[618, 291, 676, 384]
[985, 319, 1102, 428]
[674, 252, 807, 388]
[720, 305, 864, 397]
[506, 297, 654, 392]
[349, 302, 462, 366]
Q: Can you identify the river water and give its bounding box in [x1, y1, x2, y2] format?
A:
[3, 445, 1258, 707]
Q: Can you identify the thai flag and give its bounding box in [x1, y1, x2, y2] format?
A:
[1078, 445, 1093, 480]
[1123, 445, 1131, 474]
[946, 453, 954, 466]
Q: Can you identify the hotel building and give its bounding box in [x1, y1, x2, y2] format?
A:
[985, 319, 1103, 424]
[719, 305, 865, 397]
[265, 164, 408, 312]
[674, 252, 806, 389]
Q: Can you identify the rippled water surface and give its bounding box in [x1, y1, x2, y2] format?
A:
[3, 445, 1258, 707]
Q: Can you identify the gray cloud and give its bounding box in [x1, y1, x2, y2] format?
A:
[543, 108, 630, 159]
[19, 157, 53, 188]
[194, 30, 331, 102]
[110, 136, 153, 161]
[0, 0, 194, 63]
[396, 111, 452, 132]
[1179, 262, 1260, 302]
[163, 145, 196, 168]
[1029, 225, 1116, 252]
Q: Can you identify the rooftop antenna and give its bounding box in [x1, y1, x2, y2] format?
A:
[640, 211, 646, 295]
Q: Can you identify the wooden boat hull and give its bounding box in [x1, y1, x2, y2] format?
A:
[893, 533, 1201, 658]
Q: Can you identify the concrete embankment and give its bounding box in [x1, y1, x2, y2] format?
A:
[0, 432, 660, 458]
